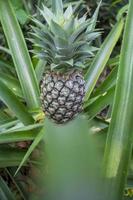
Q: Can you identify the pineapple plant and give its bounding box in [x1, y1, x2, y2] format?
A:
[0, 0, 132, 199]
[31, 0, 100, 124]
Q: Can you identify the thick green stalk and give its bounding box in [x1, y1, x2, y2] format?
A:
[44, 117, 102, 200]
[0, 0, 40, 110]
[103, 1, 133, 199]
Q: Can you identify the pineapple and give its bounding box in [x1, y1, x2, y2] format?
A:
[31, 0, 100, 124]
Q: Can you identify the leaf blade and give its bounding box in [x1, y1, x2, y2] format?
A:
[85, 19, 124, 101]
[103, 1, 133, 199]
[0, 80, 34, 125]
[0, 0, 40, 110]
[15, 127, 45, 175]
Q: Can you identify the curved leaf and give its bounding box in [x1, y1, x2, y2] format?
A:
[0, 177, 16, 200]
[85, 87, 115, 120]
[85, 19, 124, 101]
[15, 127, 45, 175]
[0, 80, 34, 125]
[103, 1, 133, 199]
[0, 72, 23, 98]
[35, 60, 47, 83]
[0, 0, 40, 110]
[0, 147, 27, 168]
[92, 67, 117, 98]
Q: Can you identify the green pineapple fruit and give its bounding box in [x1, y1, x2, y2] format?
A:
[31, 0, 100, 124]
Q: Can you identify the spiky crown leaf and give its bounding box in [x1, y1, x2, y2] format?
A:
[31, 0, 101, 71]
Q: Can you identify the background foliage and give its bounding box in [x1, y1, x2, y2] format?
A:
[0, 0, 132, 199]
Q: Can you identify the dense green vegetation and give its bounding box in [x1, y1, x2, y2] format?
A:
[0, 0, 132, 199]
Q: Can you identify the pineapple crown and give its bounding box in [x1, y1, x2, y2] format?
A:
[30, 0, 101, 71]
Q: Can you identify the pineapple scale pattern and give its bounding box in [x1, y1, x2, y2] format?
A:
[40, 71, 85, 124]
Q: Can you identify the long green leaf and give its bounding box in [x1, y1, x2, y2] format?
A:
[103, 1, 133, 199]
[0, 0, 40, 110]
[0, 120, 19, 131]
[0, 45, 11, 55]
[92, 67, 117, 98]
[85, 87, 115, 120]
[5, 168, 27, 200]
[0, 177, 16, 200]
[0, 60, 15, 75]
[52, 0, 63, 18]
[35, 60, 47, 83]
[0, 72, 23, 98]
[0, 80, 34, 125]
[15, 127, 45, 175]
[0, 110, 12, 125]
[107, 55, 120, 68]
[0, 131, 37, 144]
[0, 146, 27, 168]
[87, 0, 102, 32]
[85, 19, 124, 101]
[0, 123, 43, 144]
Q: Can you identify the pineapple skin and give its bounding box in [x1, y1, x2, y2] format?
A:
[40, 70, 85, 124]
